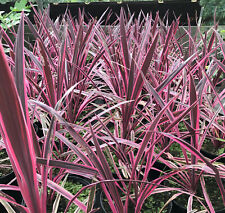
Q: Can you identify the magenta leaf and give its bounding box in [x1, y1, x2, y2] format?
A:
[0, 41, 42, 212]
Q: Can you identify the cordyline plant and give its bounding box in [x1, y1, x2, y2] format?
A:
[1, 6, 225, 213]
[140, 19, 225, 212]
[23, 9, 106, 207]
[23, 7, 104, 123]
[0, 21, 42, 213]
[94, 9, 200, 144]
[1, 5, 110, 206]
[89, 9, 225, 212]
[0, 11, 100, 213]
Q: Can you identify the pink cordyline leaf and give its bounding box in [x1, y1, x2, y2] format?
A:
[0, 185, 20, 191]
[24, 48, 43, 71]
[0, 25, 14, 50]
[38, 40, 56, 107]
[156, 52, 197, 93]
[0, 194, 28, 213]
[36, 157, 98, 178]
[187, 195, 193, 212]
[141, 70, 174, 122]
[14, 12, 28, 121]
[131, 32, 159, 100]
[0, 41, 42, 212]
[201, 66, 225, 116]
[24, 16, 57, 71]
[32, 7, 59, 55]
[41, 117, 56, 211]
[55, 131, 93, 166]
[160, 22, 175, 63]
[26, 74, 50, 106]
[14, 13, 42, 161]
[215, 30, 225, 59]
[189, 74, 200, 148]
[57, 35, 66, 100]
[189, 74, 200, 189]
[152, 12, 159, 36]
[207, 31, 216, 53]
[120, 8, 130, 91]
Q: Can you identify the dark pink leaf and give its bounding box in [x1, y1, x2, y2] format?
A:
[0, 42, 42, 212]
[14, 12, 28, 121]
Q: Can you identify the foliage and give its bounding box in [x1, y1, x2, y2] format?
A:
[200, 0, 225, 25]
[0, 6, 225, 213]
[0, 12, 41, 212]
[0, 0, 31, 29]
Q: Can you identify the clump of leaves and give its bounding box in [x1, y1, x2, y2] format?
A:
[1, 5, 225, 213]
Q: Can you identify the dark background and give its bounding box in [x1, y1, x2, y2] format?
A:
[0, 1, 201, 25]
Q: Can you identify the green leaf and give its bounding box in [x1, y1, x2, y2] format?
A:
[14, 0, 28, 11]
[216, 138, 225, 143]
